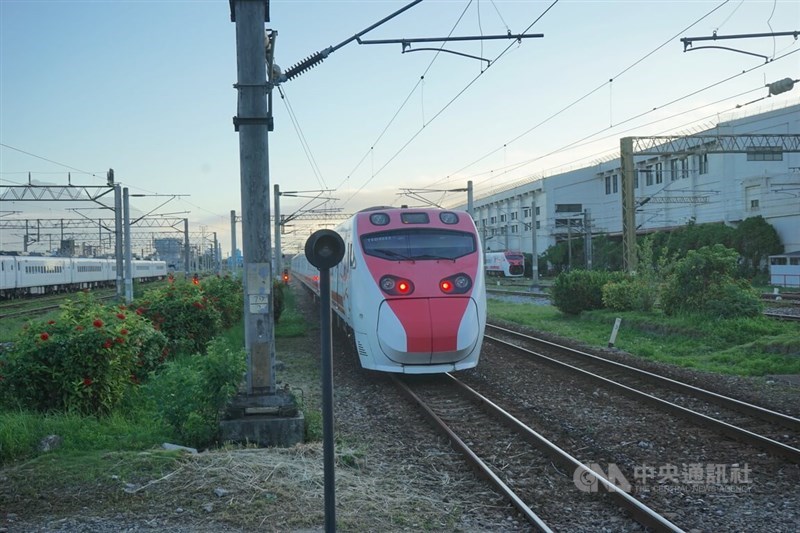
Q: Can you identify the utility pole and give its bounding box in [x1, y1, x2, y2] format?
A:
[232, 0, 276, 396]
[183, 218, 190, 278]
[584, 209, 593, 270]
[274, 184, 281, 278]
[530, 192, 539, 288]
[123, 187, 133, 303]
[114, 184, 123, 298]
[230, 210, 238, 276]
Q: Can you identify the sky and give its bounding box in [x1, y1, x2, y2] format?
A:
[1, 0, 799, 257]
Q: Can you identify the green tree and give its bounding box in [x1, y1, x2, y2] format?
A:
[733, 216, 782, 277]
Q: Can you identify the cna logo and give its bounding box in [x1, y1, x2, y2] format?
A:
[573, 463, 632, 493]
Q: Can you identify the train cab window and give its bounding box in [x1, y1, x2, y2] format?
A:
[362, 229, 476, 261]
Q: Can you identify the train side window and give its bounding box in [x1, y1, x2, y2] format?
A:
[349, 243, 355, 269]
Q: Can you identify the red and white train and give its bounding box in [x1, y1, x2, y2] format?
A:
[0, 255, 167, 299]
[485, 250, 525, 277]
[292, 206, 486, 374]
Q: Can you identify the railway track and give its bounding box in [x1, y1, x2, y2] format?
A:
[392, 373, 684, 532]
[485, 323, 800, 463]
[0, 293, 118, 320]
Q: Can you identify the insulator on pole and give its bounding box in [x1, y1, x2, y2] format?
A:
[282, 50, 329, 82]
[768, 77, 795, 96]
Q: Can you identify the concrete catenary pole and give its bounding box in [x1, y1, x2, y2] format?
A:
[274, 184, 282, 278]
[230, 210, 237, 276]
[530, 192, 539, 288]
[114, 184, 123, 298]
[123, 187, 133, 303]
[183, 218, 190, 278]
[233, 0, 276, 395]
[467, 180, 474, 218]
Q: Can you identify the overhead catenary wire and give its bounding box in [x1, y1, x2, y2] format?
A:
[339, 0, 561, 208]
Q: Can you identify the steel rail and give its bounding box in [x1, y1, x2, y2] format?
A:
[391, 375, 553, 533]
[485, 332, 800, 463]
[486, 323, 800, 432]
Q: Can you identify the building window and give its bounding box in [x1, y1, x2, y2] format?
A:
[750, 199, 760, 210]
[536, 221, 540, 229]
[605, 176, 611, 195]
[500, 214, 507, 222]
[697, 153, 708, 175]
[535, 206, 540, 216]
[490, 216, 496, 224]
[655, 162, 663, 184]
[670, 159, 679, 181]
[644, 166, 653, 186]
[510, 212, 517, 220]
[681, 158, 689, 179]
[612, 174, 618, 193]
[511, 224, 518, 233]
[523, 207, 531, 217]
[747, 147, 782, 161]
[555, 204, 582, 213]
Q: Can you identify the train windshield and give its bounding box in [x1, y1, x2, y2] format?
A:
[507, 254, 524, 261]
[362, 229, 476, 261]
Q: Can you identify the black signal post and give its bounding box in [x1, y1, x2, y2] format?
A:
[304, 229, 345, 532]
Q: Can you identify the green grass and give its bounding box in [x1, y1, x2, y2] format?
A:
[487, 299, 800, 377]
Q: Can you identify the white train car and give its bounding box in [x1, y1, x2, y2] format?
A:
[15, 256, 72, 295]
[72, 257, 113, 289]
[485, 250, 525, 277]
[769, 252, 800, 288]
[0, 255, 168, 298]
[293, 206, 486, 374]
[132, 259, 168, 281]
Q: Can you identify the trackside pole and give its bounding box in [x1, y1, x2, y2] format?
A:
[305, 230, 345, 533]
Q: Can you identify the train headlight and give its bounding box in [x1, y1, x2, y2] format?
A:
[440, 273, 472, 294]
[439, 212, 459, 224]
[380, 275, 414, 296]
[370, 213, 390, 226]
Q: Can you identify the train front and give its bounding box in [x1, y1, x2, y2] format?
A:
[348, 208, 486, 374]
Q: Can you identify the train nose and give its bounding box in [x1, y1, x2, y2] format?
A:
[376, 297, 482, 364]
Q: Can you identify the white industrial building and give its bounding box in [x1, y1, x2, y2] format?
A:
[456, 103, 800, 261]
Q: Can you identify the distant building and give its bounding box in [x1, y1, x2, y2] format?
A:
[454, 103, 800, 259]
[154, 238, 183, 270]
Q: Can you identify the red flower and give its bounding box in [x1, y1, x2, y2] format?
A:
[135, 307, 144, 315]
[93, 319, 104, 328]
[192, 302, 203, 309]
[116, 313, 126, 320]
[40, 332, 49, 341]
[47, 320, 56, 325]
[115, 337, 125, 344]
[120, 329, 129, 335]
[103, 340, 113, 349]
[82, 377, 93, 386]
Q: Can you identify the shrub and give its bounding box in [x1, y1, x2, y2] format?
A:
[660, 244, 763, 317]
[552, 269, 623, 315]
[200, 275, 243, 329]
[141, 338, 246, 448]
[0, 293, 166, 415]
[136, 281, 223, 356]
[602, 279, 656, 312]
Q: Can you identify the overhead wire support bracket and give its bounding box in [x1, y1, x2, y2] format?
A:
[681, 30, 799, 62]
[358, 33, 543, 64]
